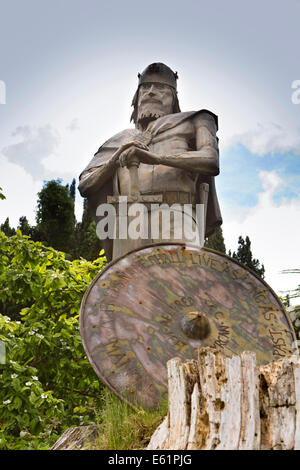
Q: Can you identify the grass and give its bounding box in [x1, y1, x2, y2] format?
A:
[92, 388, 168, 450]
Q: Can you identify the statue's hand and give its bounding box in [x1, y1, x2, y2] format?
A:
[118, 140, 148, 155]
[119, 144, 161, 168]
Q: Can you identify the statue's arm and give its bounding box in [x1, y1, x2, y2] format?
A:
[78, 140, 149, 197]
[119, 113, 219, 176]
[78, 157, 118, 197]
[159, 112, 219, 175]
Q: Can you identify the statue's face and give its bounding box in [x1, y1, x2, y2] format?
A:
[137, 83, 174, 125]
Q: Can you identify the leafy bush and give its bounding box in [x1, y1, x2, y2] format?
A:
[0, 230, 107, 449]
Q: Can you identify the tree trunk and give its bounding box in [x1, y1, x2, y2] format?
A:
[147, 348, 300, 450]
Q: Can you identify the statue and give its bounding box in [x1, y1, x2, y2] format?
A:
[78, 63, 222, 261]
[79, 64, 297, 410]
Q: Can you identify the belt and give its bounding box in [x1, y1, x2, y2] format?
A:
[143, 191, 196, 205]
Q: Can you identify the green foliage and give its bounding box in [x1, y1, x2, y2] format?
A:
[229, 235, 265, 279]
[72, 199, 102, 261]
[94, 389, 167, 450]
[35, 180, 75, 253]
[17, 216, 32, 237]
[1, 179, 102, 262]
[0, 187, 5, 200]
[0, 231, 107, 449]
[0, 217, 16, 237]
[69, 178, 76, 202]
[205, 226, 226, 254]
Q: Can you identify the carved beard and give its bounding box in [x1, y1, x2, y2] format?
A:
[137, 103, 165, 130]
[137, 112, 162, 130]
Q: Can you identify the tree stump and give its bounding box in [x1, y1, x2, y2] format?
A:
[147, 348, 300, 450]
[51, 425, 98, 450]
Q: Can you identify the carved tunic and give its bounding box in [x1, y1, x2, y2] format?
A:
[118, 119, 197, 196]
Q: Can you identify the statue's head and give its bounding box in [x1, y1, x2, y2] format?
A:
[131, 63, 181, 129]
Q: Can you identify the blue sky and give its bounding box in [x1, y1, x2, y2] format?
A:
[219, 145, 300, 207]
[0, 0, 299, 299]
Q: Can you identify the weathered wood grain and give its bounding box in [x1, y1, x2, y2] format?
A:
[147, 348, 300, 450]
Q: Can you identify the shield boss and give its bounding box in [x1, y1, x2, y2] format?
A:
[80, 244, 297, 409]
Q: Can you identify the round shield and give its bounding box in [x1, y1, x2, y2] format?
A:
[80, 244, 297, 409]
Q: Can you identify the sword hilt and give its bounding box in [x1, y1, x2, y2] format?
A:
[127, 157, 140, 198]
[107, 156, 162, 204]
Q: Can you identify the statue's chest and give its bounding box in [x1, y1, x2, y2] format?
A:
[147, 120, 195, 155]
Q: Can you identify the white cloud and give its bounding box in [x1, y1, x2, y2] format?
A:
[1, 120, 92, 181]
[0, 156, 43, 227]
[225, 122, 300, 156]
[222, 170, 300, 304]
[0, 120, 91, 227]
[0, 153, 84, 228]
[1, 125, 60, 179]
[66, 118, 80, 132]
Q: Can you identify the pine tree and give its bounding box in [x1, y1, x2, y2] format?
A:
[0, 217, 16, 237]
[69, 178, 76, 202]
[17, 216, 32, 236]
[35, 180, 75, 253]
[205, 226, 226, 254]
[230, 235, 265, 279]
[284, 294, 290, 308]
[72, 199, 102, 261]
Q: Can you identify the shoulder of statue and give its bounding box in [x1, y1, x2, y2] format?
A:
[80, 128, 140, 177]
[191, 109, 219, 131]
[151, 110, 218, 135]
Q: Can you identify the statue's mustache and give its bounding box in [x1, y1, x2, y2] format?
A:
[140, 98, 162, 106]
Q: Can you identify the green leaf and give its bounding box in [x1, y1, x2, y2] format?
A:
[13, 396, 22, 409]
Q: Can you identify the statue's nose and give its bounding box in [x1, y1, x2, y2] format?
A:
[147, 85, 156, 96]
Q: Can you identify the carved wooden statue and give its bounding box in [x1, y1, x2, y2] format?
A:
[78, 62, 222, 261]
[78, 65, 297, 415]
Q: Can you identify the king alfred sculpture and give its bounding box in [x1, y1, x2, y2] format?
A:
[78, 63, 222, 261]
